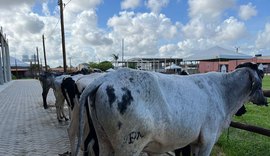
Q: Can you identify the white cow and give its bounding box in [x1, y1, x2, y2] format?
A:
[51, 74, 71, 121]
[76, 63, 267, 156]
[61, 73, 105, 155]
[52, 74, 83, 121]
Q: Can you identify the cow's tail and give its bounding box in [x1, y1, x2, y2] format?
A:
[74, 77, 104, 156]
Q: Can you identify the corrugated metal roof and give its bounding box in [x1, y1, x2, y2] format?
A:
[183, 46, 253, 61]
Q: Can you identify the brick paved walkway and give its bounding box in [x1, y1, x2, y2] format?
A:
[0, 79, 70, 156]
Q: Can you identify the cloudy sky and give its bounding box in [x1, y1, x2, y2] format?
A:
[0, 0, 270, 67]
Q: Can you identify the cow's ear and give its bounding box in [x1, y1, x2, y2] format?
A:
[249, 70, 261, 95]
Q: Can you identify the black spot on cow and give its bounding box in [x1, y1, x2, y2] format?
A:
[129, 77, 134, 82]
[117, 121, 122, 130]
[194, 79, 204, 89]
[106, 85, 116, 107]
[118, 87, 134, 115]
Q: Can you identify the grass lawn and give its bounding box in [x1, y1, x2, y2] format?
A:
[212, 75, 270, 156]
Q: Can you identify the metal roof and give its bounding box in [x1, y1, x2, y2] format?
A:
[183, 46, 253, 61]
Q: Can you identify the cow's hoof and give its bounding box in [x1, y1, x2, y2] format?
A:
[43, 105, 48, 109]
[65, 118, 69, 121]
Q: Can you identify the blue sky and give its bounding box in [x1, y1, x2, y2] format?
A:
[0, 0, 270, 67]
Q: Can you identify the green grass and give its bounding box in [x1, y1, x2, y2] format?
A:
[262, 75, 270, 90]
[211, 75, 270, 156]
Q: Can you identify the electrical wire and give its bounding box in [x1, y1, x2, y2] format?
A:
[64, 0, 72, 8]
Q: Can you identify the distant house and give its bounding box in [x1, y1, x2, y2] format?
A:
[10, 56, 30, 78]
[183, 46, 270, 73]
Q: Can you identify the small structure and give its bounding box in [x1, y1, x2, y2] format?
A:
[119, 57, 183, 73]
[0, 27, 12, 84]
[183, 46, 257, 73]
[10, 56, 30, 79]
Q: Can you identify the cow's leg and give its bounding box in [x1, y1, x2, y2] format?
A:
[96, 137, 113, 156]
[174, 145, 191, 156]
[55, 102, 62, 122]
[68, 104, 79, 155]
[67, 124, 76, 155]
[197, 141, 215, 156]
[196, 130, 216, 156]
[54, 91, 63, 122]
[174, 149, 181, 156]
[58, 94, 69, 121]
[42, 89, 49, 109]
[113, 145, 144, 156]
[68, 106, 72, 120]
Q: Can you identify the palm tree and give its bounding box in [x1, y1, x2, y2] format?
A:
[111, 53, 119, 68]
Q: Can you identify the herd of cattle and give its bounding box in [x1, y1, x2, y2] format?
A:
[38, 62, 268, 156]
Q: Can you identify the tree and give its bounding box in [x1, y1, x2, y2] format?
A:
[98, 61, 113, 71]
[89, 62, 99, 69]
[89, 61, 113, 71]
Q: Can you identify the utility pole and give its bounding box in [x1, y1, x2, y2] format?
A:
[42, 34, 48, 72]
[69, 56, 72, 71]
[36, 47, 40, 76]
[122, 38, 124, 67]
[59, 0, 67, 73]
[33, 53, 37, 78]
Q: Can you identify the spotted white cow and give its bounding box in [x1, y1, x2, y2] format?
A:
[61, 73, 105, 155]
[76, 63, 267, 156]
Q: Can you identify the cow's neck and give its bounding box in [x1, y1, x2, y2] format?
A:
[221, 69, 252, 116]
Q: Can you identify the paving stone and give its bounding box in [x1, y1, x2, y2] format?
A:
[0, 80, 173, 156]
[0, 80, 70, 156]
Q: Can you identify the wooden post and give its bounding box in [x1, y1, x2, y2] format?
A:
[263, 90, 270, 97]
[42, 34, 48, 72]
[230, 121, 270, 137]
[36, 47, 40, 76]
[59, 0, 67, 73]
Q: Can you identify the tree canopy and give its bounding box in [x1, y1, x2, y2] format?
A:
[89, 61, 113, 71]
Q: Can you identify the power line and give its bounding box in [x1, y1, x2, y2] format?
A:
[64, 0, 72, 8]
[47, 17, 60, 38]
[46, 0, 70, 38]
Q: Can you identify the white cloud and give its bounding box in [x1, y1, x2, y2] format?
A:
[238, 3, 257, 20]
[0, 0, 268, 68]
[188, 0, 235, 20]
[146, 0, 169, 14]
[42, 2, 51, 16]
[107, 11, 180, 58]
[0, 0, 35, 9]
[0, 4, 45, 58]
[215, 17, 246, 42]
[256, 23, 270, 49]
[159, 44, 187, 57]
[182, 18, 208, 39]
[121, 0, 140, 10]
[180, 0, 237, 44]
[64, 0, 102, 13]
